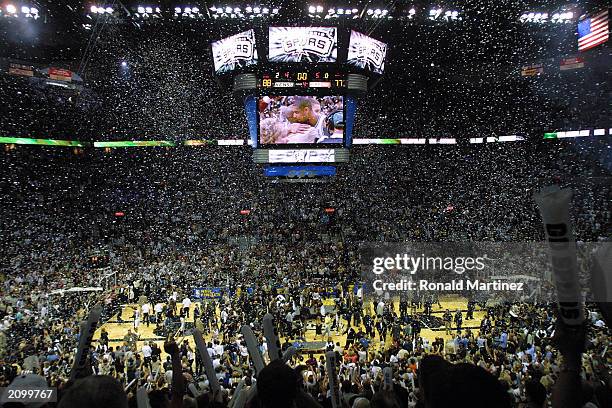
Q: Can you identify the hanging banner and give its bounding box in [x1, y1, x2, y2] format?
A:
[521, 64, 543, 76]
[560, 57, 585, 71]
[49, 67, 73, 82]
[8, 63, 34, 77]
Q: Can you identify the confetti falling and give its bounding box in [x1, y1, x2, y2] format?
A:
[0, 1, 610, 406]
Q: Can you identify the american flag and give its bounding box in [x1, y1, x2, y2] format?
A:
[578, 9, 609, 52]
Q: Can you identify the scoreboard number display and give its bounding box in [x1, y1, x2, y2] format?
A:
[258, 71, 346, 88]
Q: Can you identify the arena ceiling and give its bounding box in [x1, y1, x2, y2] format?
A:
[0, 0, 606, 62]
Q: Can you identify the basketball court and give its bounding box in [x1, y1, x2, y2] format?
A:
[95, 295, 488, 360]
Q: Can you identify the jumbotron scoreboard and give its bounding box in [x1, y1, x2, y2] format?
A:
[210, 26, 387, 179]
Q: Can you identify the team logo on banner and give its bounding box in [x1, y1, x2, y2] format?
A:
[347, 31, 387, 74]
[211, 29, 258, 74]
[269, 27, 338, 63]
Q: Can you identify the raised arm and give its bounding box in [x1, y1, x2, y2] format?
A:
[164, 339, 185, 408]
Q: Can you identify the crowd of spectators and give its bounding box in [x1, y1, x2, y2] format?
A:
[1, 139, 610, 407]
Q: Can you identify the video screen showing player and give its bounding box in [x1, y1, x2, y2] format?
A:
[258, 95, 344, 145]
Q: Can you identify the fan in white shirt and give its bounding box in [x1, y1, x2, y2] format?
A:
[142, 344, 152, 358]
[214, 343, 224, 357]
[182, 297, 191, 317]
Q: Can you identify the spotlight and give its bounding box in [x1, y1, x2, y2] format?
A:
[309, 5, 315, 13]
[272, 8, 278, 14]
[6, 4, 16, 13]
[184, 7, 191, 13]
[381, 9, 388, 15]
[225, 6, 232, 13]
[21, 6, 30, 13]
[352, 8, 357, 13]
[210, 6, 216, 12]
[328, 8, 335, 14]
[246, 6, 252, 12]
[155, 7, 160, 13]
[174, 7, 181, 13]
[374, 8, 381, 14]
[316, 5, 323, 13]
[137, 6, 145, 13]
[337, 8, 343, 14]
[409, 8, 416, 15]
[121, 61, 128, 67]
[105, 7, 113, 13]
[366, 9, 373, 15]
[253, 7, 260, 13]
[262, 7, 269, 13]
[30, 7, 38, 14]
[145, 6, 152, 13]
[234, 7, 240, 13]
[90, 5, 98, 13]
[192, 7, 199, 13]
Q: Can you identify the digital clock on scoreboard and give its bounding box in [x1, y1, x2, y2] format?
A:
[258, 71, 346, 89]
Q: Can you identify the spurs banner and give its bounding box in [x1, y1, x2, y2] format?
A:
[268, 27, 337, 63]
[211, 29, 258, 75]
[347, 30, 387, 74]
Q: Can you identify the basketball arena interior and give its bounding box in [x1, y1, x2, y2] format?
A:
[0, 0, 611, 407]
